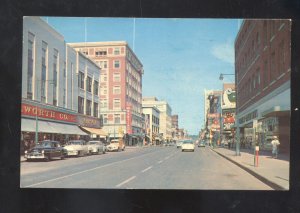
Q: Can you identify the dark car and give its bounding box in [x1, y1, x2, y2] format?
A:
[24, 140, 67, 161]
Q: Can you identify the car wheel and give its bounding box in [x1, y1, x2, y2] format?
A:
[77, 151, 81, 157]
[182, 149, 184, 152]
[61, 153, 65, 160]
[44, 155, 51, 162]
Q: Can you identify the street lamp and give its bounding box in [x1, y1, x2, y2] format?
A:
[219, 73, 235, 81]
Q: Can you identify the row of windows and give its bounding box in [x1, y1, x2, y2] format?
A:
[82, 47, 122, 57]
[78, 71, 99, 95]
[152, 115, 159, 125]
[100, 72, 121, 82]
[78, 96, 99, 117]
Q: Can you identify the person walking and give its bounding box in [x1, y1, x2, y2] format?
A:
[271, 136, 280, 158]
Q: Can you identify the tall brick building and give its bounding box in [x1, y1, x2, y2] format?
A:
[235, 20, 291, 152]
[69, 42, 144, 141]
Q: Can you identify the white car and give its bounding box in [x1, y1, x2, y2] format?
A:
[64, 140, 89, 157]
[87, 141, 106, 154]
[176, 141, 183, 148]
[106, 139, 125, 152]
[181, 140, 195, 152]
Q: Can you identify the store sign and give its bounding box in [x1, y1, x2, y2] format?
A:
[77, 115, 101, 128]
[126, 105, 132, 134]
[207, 113, 220, 118]
[21, 103, 76, 123]
[223, 109, 235, 130]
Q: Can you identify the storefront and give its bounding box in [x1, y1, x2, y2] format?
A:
[21, 100, 88, 152]
[77, 114, 107, 142]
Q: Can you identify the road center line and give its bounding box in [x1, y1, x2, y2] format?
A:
[23, 149, 164, 188]
[141, 166, 153, 173]
[116, 176, 136, 187]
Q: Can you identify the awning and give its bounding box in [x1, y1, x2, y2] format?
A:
[80, 126, 108, 137]
[21, 118, 88, 135]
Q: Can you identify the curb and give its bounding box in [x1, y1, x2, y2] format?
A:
[211, 148, 286, 190]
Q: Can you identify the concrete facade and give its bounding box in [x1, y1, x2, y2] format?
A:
[142, 106, 160, 143]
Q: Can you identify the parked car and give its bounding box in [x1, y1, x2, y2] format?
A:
[176, 140, 183, 148]
[181, 140, 195, 152]
[87, 141, 106, 154]
[24, 140, 67, 161]
[106, 139, 125, 152]
[64, 140, 89, 157]
[198, 140, 205, 147]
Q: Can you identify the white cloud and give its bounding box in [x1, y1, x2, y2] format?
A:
[211, 41, 234, 65]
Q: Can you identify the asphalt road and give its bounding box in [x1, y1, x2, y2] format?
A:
[20, 146, 272, 190]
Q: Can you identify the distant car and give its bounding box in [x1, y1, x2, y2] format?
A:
[24, 140, 66, 161]
[181, 140, 195, 152]
[176, 141, 183, 148]
[64, 140, 89, 157]
[198, 141, 205, 147]
[87, 141, 106, 154]
[107, 139, 125, 152]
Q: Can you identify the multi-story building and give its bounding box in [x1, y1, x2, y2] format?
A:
[142, 97, 172, 141]
[235, 19, 291, 152]
[142, 105, 160, 145]
[204, 90, 222, 146]
[21, 17, 105, 148]
[171, 115, 179, 140]
[68, 41, 144, 141]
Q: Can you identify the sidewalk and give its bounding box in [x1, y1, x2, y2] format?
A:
[211, 147, 289, 190]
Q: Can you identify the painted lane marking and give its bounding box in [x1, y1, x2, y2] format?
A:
[157, 160, 163, 164]
[24, 150, 162, 188]
[116, 176, 136, 187]
[141, 166, 153, 173]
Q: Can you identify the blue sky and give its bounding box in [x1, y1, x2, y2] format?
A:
[44, 17, 240, 135]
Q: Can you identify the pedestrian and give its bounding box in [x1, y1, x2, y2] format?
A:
[271, 136, 280, 158]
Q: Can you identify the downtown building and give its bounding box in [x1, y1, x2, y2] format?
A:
[142, 105, 160, 145]
[204, 89, 222, 146]
[171, 115, 179, 140]
[235, 19, 291, 152]
[142, 97, 172, 141]
[21, 17, 106, 150]
[68, 41, 144, 146]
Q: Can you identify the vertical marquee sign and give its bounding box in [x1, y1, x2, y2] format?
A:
[126, 105, 132, 134]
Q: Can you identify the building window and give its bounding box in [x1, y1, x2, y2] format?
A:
[270, 52, 276, 81]
[27, 33, 34, 100]
[95, 51, 107, 56]
[114, 60, 120, 68]
[86, 100, 92, 116]
[103, 114, 108, 124]
[101, 99, 107, 108]
[63, 61, 66, 107]
[113, 86, 121, 94]
[78, 71, 84, 89]
[113, 99, 120, 108]
[94, 102, 98, 117]
[87, 76, 92, 92]
[53, 49, 58, 106]
[94, 80, 99, 95]
[98, 61, 108, 69]
[114, 48, 120, 55]
[263, 60, 268, 87]
[113, 73, 121, 82]
[41, 41, 47, 103]
[114, 114, 120, 124]
[78, 96, 84, 114]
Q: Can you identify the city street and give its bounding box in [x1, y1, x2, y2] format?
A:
[21, 146, 272, 190]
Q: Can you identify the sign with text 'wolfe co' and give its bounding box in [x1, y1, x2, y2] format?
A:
[21, 103, 77, 123]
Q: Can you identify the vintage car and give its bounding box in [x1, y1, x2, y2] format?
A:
[24, 140, 67, 161]
[87, 141, 106, 154]
[64, 140, 89, 157]
[181, 140, 195, 152]
[106, 139, 125, 152]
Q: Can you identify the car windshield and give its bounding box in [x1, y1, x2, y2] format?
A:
[40, 141, 53, 147]
[68, 141, 82, 145]
[183, 140, 193, 144]
[88, 141, 99, 145]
